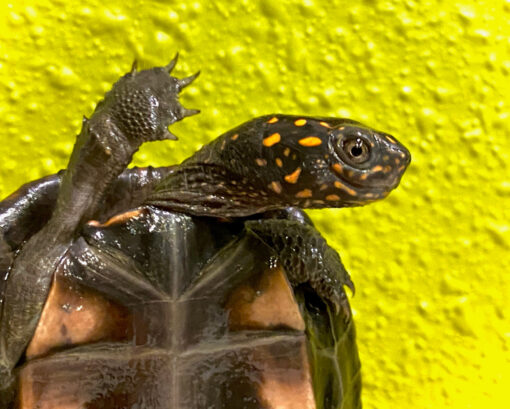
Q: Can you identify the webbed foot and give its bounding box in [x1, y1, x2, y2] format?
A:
[245, 219, 354, 320]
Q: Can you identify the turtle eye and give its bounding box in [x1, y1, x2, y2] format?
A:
[341, 137, 370, 164]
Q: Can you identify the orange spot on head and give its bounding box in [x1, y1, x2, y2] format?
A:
[269, 181, 282, 194]
[319, 184, 328, 191]
[334, 181, 357, 196]
[263, 133, 281, 147]
[332, 163, 343, 175]
[231, 133, 239, 140]
[319, 121, 332, 128]
[267, 116, 279, 124]
[283, 148, 291, 157]
[275, 158, 283, 167]
[326, 194, 340, 201]
[295, 189, 312, 198]
[294, 119, 307, 126]
[298, 136, 322, 147]
[284, 167, 302, 184]
[256, 158, 267, 166]
[360, 173, 368, 181]
[372, 165, 383, 172]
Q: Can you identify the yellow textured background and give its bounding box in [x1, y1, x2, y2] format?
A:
[0, 0, 509, 408]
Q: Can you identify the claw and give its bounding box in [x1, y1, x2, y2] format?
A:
[130, 60, 138, 75]
[331, 290, 352, 321]
[182, 108, 200, 118]
[165, 53, 179, 73]
[161, 128, 178, 141]
[177, 71, 200, 90]
[345, 276, 355, 295]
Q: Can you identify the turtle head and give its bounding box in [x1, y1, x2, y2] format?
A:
[264, 116, 412, 207]
[149, 115, 411, 216]
[205, 115, 410, 207]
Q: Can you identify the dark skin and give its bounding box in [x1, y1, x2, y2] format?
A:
[0, 59, 410, 401]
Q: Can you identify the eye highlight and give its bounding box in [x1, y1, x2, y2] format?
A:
[342, 138, 370, 163]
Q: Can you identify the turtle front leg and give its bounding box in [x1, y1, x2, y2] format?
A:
[245, 216, 354, 318]
[51, 56, 200, 228]
[0, 56, 198, 396]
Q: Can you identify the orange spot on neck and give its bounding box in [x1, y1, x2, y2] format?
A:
[269, 181, 282, 194]
[295, 189, 313, 198]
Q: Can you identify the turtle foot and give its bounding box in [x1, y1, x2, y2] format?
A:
[89, 54, 200, 146]
[245, 219, 355, 322]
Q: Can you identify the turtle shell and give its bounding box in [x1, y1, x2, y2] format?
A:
[11, 205, 360, 409]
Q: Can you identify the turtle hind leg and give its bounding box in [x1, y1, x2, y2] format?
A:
[245, 218, 354, 319]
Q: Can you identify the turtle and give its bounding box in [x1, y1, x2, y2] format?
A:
[0, 56, 411, 409]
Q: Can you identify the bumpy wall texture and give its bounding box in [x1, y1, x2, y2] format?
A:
[0, 0, 508, 408]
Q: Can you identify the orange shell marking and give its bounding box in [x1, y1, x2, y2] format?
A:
[284, 167, 302, 184]
[231, 133, 239, 140]
[298, 136, 322, 147]
[263, 133, 281, 147]
[267, 117, 279, 124]
[88, 209, 143, 227]
[294, 119, 307, 126]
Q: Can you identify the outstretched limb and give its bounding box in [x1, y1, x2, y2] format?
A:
[245, 210, 354, 318]
[0, 56, 199, 400]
